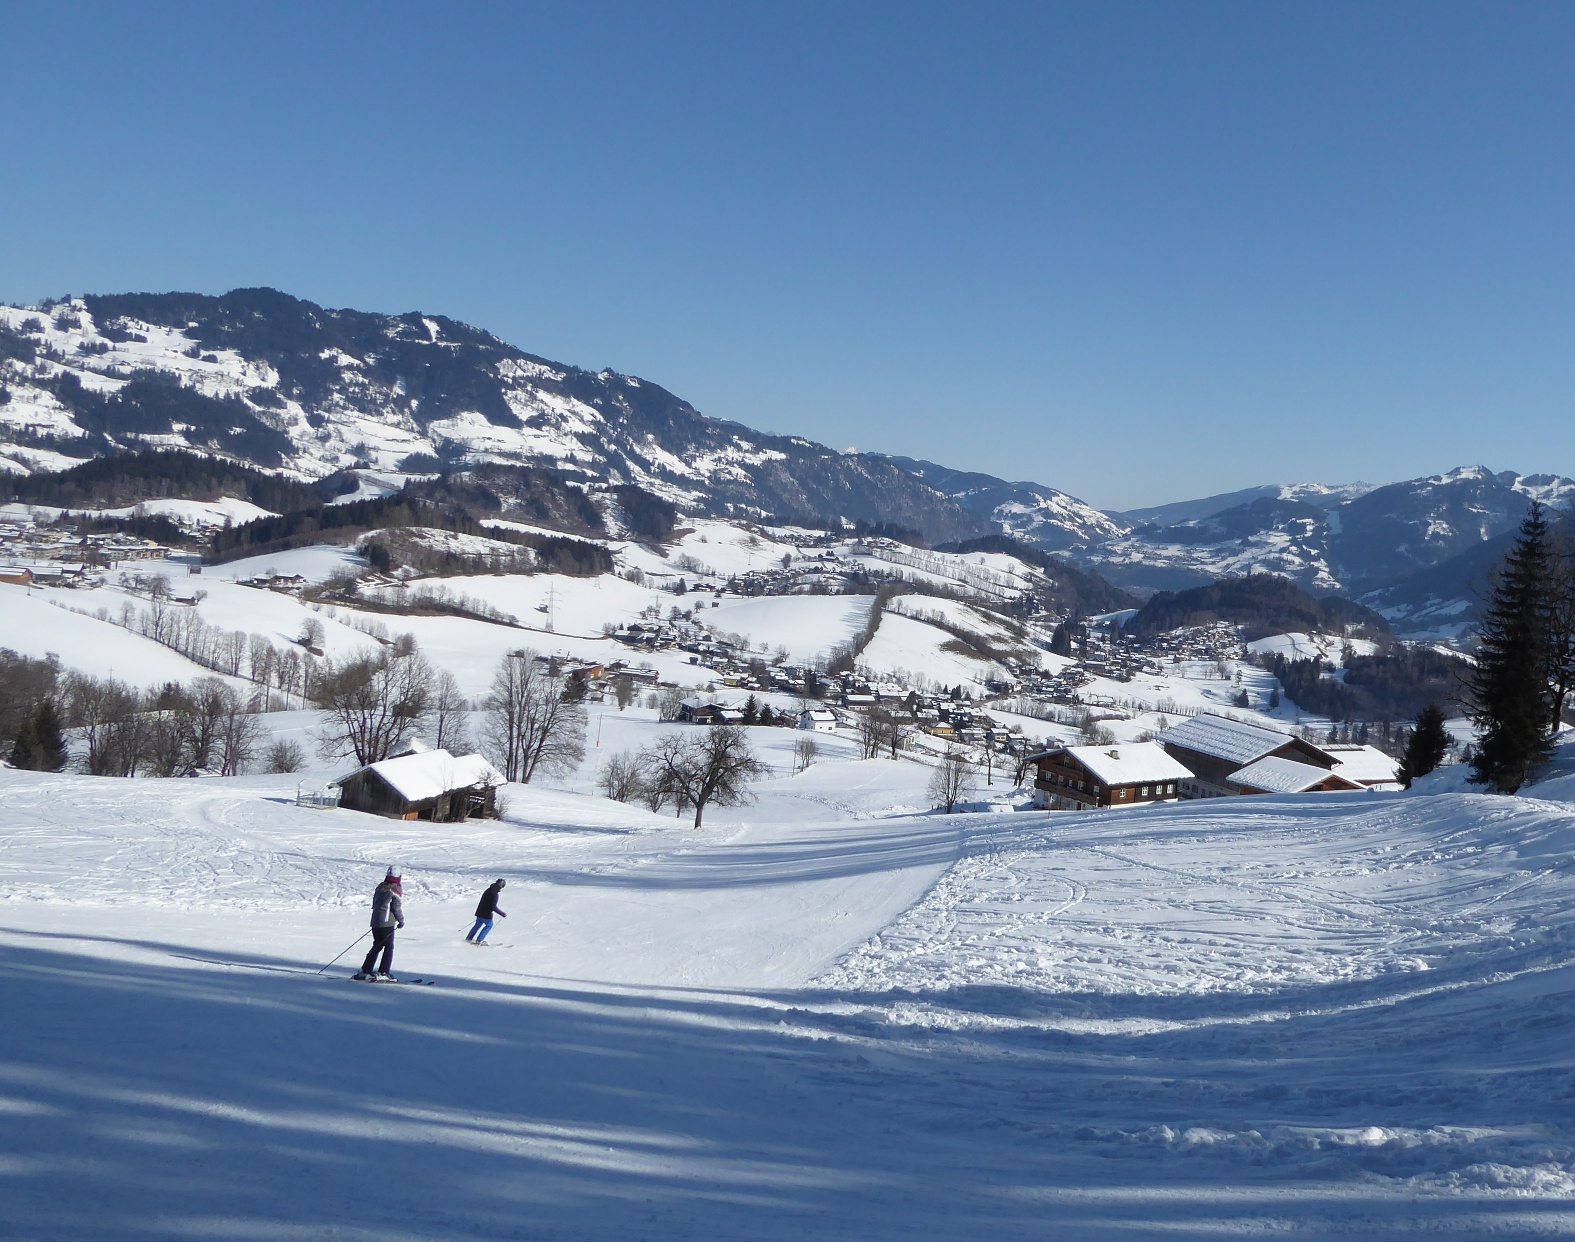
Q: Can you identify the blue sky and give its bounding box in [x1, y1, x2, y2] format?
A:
[2, 2, 1572, 510]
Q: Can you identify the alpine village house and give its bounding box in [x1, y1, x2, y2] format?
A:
[1028, 742, 1193, 811]
[1029, 715, 1400, 812]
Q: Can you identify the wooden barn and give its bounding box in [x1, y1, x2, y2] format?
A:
[1027, 742, 1193, 811]
[334, 748, 505, 822]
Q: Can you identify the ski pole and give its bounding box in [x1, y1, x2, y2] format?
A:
[318, 929, 371, 974]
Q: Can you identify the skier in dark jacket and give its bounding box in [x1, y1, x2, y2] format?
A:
[466, 879, 507, 944]
[357, 869, 405, 979]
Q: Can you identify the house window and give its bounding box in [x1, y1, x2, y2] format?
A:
[1141, 785, 1151, 797]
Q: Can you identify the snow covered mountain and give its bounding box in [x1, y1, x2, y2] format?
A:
[875, 456, 1130, 550]
[2, 288, 1569, 638]
[0, 290, 993, 545]
[1079, 467, 1575, 612]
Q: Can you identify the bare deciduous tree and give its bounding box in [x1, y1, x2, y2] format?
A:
[430, 668, 469, 753]
[598, 750, 645, 802]
[313, 648, 435, 764]
[265, 738, 306, 773]
[927, 748, 976, 814]
[480, 651, 586, 783]
[656, 685, 686, 722]
[216, 689, 266, 775]
[638, 726, 767, 829]
[792, 734, 818, 774]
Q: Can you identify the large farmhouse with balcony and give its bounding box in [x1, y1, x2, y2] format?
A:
[1027, 742, 1193, 811]
[1158, 715, 1337, 799]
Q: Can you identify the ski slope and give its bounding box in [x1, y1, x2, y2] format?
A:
[2, 753, 1575, 1239]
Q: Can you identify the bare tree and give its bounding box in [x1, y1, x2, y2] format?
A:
[656, 684, 686, 721]
[216, 688, 266, 775]
[248, 635, 276, 707]
[638, 726, 767, 829]
[854, 708, 885, 760]
[313, 648, 435, 764]
[275, 648, 302, 711]
[792, 734, 818, 774]
[927, 748, 976, 814]
[479, 651, 586, 783]
[181, 678, 231, 771]
[265, 738, 306, 773]
[598, 750, 646, 802]
[218, 629, 248, 677]
[430, 668, 469, 752]
[65, 673, 141, 776]
[298, 616, 326, 650]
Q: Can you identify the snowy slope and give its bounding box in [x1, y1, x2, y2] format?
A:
[3, 759, 1575, 1238]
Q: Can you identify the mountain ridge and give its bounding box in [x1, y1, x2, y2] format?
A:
[2, 286, 1569, 638]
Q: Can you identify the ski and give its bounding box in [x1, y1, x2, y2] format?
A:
[350, 974, 436, 986]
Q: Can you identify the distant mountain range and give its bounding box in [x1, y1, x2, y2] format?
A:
[1, 286, 1568, 639]
[888, 457, 1573, 637]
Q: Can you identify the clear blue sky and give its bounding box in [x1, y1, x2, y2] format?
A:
[2, 2, 1573, 510]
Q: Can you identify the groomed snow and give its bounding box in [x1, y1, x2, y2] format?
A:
[3, 761, 1575, 1239]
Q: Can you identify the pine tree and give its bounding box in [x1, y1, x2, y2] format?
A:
[1468, 502, 1556, 792]
[741, 694, 759, 726]
[8, 718, 38, 770]
[1399, 703, 1450, 788]
[1268, 687, 1280, 709]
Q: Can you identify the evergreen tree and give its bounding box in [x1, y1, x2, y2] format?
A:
[1399, 703, 1450, 788]
[29, 700, 67, 772]
[1268, 686, 1280, 709]
[741, 694, 760, 726]
[8, 718, 38, 770]
[1468, 502, 1556, 792]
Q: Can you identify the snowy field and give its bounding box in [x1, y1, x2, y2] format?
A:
[3, 744, 1575, 1239]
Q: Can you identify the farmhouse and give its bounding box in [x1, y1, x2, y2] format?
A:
[1158, 715, 1336, 799]
[797, 709, 838, 733]
[1027, 742, 1192, 811]
[334, 748, 504, 822]
[1324, 743, 1405, 791]
[1228, 756, 1365, 796]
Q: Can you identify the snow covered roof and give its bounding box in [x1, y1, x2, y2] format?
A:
[1159, 715, 1305, 766]
[1325, 744, 1402, 785]
[1229, 757, 1361, 795]
[1035, 742, 1192, 787]
[337, 749, 505, 802]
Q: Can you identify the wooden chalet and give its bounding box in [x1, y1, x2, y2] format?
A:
[1157, 715, 1336, 799]
[334, 748, 505, 822]
[1228, 756, 1364, 796]
[1324, 744, 1404, 791]
[1028, 742, 1193, 811]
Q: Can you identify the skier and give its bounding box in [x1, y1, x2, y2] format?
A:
[356, 868, 405, 980]
[466, 879, 507, 945]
